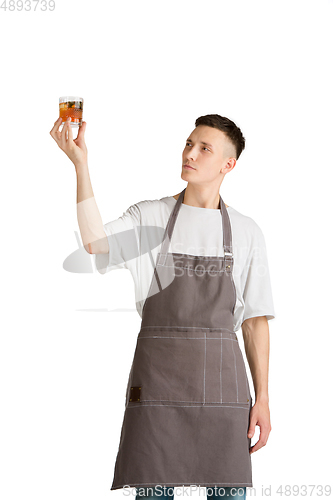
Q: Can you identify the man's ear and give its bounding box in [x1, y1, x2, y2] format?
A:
[221, 157, 236, 174]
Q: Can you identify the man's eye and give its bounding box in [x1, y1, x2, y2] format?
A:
[185, 142, 209, 152]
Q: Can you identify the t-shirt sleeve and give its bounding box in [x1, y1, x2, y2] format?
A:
[241, 223, 276, 324]
[94, 203, 141, 275]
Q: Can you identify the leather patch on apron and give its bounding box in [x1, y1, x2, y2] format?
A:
[129, 386, 141, 402]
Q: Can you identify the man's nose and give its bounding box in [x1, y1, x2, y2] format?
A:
[186, 146, 197, 161]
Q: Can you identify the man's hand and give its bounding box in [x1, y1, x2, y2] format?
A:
[49, 117, 88, 168]
[248, 398, 272, 454]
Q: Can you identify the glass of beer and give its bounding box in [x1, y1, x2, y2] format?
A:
[59, 96, 84, 127]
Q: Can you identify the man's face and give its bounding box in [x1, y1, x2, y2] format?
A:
[181, 125, 236, 186]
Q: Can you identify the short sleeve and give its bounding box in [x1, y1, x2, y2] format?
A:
[241, 224, 275, 324]
[94, 203, 141, 275]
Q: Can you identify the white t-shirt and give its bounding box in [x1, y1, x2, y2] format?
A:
[94, 195, 276, 332]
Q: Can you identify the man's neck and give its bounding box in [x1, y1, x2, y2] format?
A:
[173, 193, 228, 209]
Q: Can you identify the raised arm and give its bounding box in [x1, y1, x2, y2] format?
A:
[49, 117, 109, 255]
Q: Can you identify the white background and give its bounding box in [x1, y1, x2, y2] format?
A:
[1, 1, 332, 499]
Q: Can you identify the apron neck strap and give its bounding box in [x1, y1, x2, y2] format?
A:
[219, 193, 233, 257]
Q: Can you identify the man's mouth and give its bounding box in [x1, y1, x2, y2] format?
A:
[184, 164, 195, 170]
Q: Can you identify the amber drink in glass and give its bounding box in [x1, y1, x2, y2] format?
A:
[59, 96, 84, 127]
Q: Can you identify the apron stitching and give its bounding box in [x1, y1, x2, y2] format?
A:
[231, 337, 239, 402]
[239, 349, 251, 402]
[204, 331, 206, 403]
[220, 334, 223, 403]
[126, 404, 250, 409]
[114, 482, 252, 486]
[130, 399, 250, 404]
[137, 336, 238, 340]
[230, 264, 237, 316]
[140, 326, 237, 333]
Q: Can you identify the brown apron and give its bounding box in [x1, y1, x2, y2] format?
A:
[110, 187, 253, 490]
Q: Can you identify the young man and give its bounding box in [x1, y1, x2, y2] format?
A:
[50, 114, 275, 500]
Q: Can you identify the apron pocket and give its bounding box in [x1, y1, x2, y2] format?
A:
[221, 338, 251, 404]
[129, 336, 206, 404]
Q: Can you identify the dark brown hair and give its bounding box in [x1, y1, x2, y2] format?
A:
[195, 114, 245, 160]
